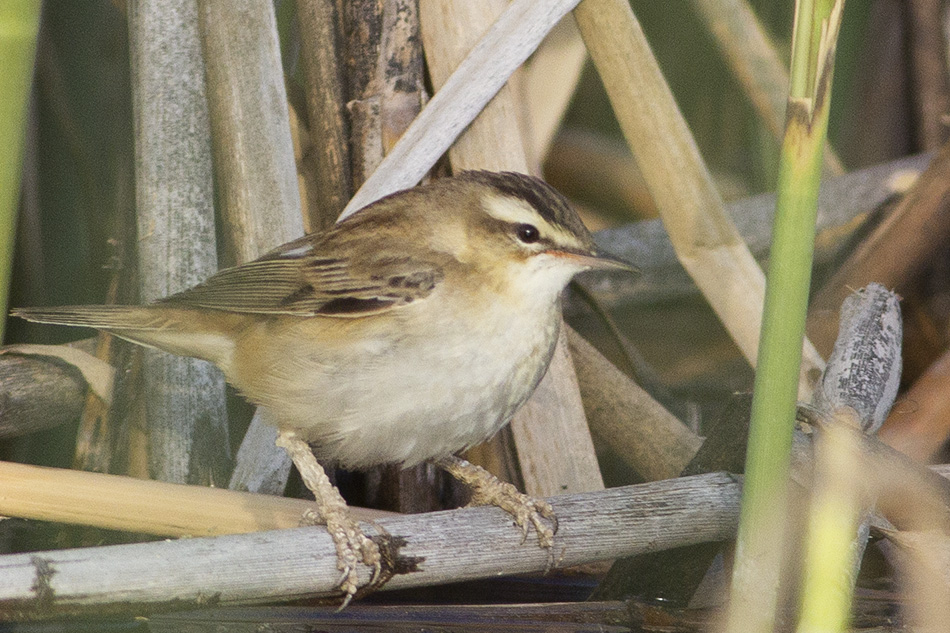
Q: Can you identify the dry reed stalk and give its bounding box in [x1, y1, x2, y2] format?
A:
[128, 0, 230, 485]
[807, 141, 950, 356]
[419, 0, 601, 496]
[568, 329, 702, 480]
[341, 0, 428, 189]
[906, 0, 950, 150]
[335, 0, 442, 513]
[341, 0, 582, 216]
[0, 472, 743, 618]
[198, 0, 304, 265]
[296, 0, 351, 229]
[419, 0, 532, 173]
[198, 0, 307, 496]
[879, 347, 950, 463]
[519, 16, 588, 169]
[573, 0, 825, 395]
[0, 460, 391, 538]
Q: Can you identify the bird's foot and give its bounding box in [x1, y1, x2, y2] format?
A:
[469, 477, 558, 549]
[277, 430, 383, 607]
[435, 455, 558, 558]
[300, 507, 382, 607]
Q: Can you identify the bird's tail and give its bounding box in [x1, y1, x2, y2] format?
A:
[12, 305, 236, 368]
[13, 305, 172, 330]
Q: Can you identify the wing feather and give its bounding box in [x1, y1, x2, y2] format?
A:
[161, 231, 445, 317]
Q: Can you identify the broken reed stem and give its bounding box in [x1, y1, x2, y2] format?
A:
[0, 353, 89, 439]
[798, 283, 901, 633]
[341, 0, 427, 190]
[0, 473, 742, 619]
[687, 0, 845, 175]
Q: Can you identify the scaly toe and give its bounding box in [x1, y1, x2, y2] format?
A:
[319, 509, 381, 606]
[472, 484, 558, 552]
[437, 456, 559, 561]
[529, 513, 555, 549]
[359, 532, 382, 584]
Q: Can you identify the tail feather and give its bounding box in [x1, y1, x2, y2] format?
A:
[12, 305, 169, 330]
[12, 305, 237, 369]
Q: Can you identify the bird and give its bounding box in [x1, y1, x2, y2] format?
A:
[13, 170, 632, 604]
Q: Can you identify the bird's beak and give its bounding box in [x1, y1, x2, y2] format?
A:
[547, 248, 637, 273]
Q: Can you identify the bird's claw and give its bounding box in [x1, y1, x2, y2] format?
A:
[470, 477, 558, 553]
[302, 506, 382, 608]
[512, 491, 557, 550]
[437, 456, 560, 568]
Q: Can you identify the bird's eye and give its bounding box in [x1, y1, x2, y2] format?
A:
[516, 223, 540, 244]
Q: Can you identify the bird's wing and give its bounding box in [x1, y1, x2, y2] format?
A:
[161, 234, 445, 318]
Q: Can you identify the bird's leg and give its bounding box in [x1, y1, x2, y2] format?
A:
[276, 430, 381, 606]
[434, 455, 558, 552]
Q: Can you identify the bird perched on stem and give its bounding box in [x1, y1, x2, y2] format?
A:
[14, 171, 632, 604]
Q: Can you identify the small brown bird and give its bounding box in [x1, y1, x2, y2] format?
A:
[14, 171, 631, 602]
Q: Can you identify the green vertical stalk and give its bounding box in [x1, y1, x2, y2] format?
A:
[726, 2, 845, 633]
[795, 419, 864, 633]
[0, 0, 41, 342]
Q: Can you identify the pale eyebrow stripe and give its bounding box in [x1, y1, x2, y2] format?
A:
[491, 194, 586, 240]
[482, 195, 554, 228]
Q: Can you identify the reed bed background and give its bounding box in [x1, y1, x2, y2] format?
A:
[1, 0, 949, 630]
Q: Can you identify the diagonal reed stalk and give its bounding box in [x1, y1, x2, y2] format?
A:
[726, 2, 845, 632]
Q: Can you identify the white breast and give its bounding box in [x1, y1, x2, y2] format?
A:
[231, 282, 563, 470]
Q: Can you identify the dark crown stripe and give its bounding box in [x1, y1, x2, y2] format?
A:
[455, 170, 589, 241]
